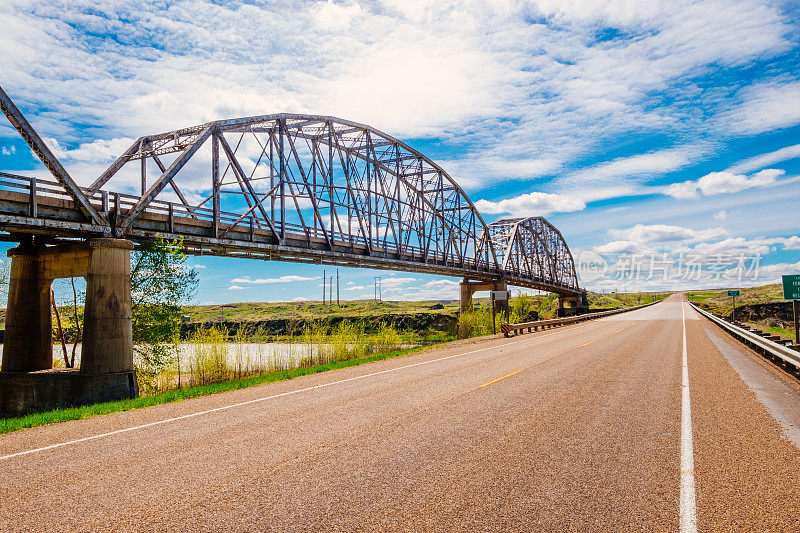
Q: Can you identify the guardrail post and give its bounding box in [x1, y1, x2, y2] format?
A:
[101, 190, 109, 214]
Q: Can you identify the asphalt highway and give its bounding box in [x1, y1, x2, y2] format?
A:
[1, 294, 798, 531]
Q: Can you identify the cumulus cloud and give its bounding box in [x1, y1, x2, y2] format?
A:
[609, 224, 728, 243]
[230, 275, 318, 284]
[475, 192, 585, 217]
[778, 236, 800, 250]
[1, 145, 15, 156]
[228, 285, 245, 290]
[593, 240, 647, 255]
[665, 169, 785, 199]
[45, 137, 134, 164]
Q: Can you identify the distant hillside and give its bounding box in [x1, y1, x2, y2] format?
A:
[0, 290, 669, 334]
[686, 284, 784, 316]
[687, 283, 796, 341]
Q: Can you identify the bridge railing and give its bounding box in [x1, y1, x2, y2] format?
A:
[0, 173, 580, 292]
[79, 185, 474, 269]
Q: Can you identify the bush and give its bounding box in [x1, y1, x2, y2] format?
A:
[188, 327, 230, 385]
[457, 308, 497, 339]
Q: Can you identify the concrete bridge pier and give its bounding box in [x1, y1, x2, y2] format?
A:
[558, 291, 589, 317]
[460, 278, 508, 314]
[0, 238, 137, 418]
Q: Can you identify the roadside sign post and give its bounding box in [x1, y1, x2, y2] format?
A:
[727, 290, 740, 322]
[491, 290, 510, 334]
[782, 275, 800, 346]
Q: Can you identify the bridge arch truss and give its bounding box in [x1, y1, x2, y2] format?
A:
[0, 105, 581, 296]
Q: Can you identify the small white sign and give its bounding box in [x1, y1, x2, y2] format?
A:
[491, 290, 510, 301]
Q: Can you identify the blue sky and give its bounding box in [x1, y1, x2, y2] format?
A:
[1, 0, 799, 304]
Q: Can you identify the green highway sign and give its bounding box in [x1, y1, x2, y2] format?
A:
[727, 290, 740, 297]
[783, 274, 800, 300]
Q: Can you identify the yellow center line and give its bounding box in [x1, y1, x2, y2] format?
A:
[581, 340, 595, 347]
[479, 369, 522, 388]
[616, 321, 639, 332]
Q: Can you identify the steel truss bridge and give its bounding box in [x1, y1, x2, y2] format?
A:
[0, 86, 581, 296]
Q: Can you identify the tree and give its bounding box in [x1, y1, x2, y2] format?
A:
[131, 235, 198, 392]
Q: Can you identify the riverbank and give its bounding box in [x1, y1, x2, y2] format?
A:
[0, 345, 425, 434]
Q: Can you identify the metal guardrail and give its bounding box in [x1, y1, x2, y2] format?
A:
[501, 300, 661, 337]
[689, 302, 800, 371]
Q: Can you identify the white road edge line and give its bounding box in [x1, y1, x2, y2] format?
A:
[680, 302, 698, 532]
[1, 319, 624, 462]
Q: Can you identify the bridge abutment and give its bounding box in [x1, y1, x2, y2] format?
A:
[0, 238, 137, 418]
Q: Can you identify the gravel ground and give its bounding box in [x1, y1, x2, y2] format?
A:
[0, 295, 798, 531]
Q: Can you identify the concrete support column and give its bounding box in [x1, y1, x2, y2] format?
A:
[459, 279, 507, 314]
[460, 279, 477, 314]
[2, 248, 52, 371]
[81, 239, 134, 374]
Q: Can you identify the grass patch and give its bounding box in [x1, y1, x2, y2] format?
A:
[0, 346, 422, 435]
[766, 324, 795, 339]
[689, 283, 786, 317]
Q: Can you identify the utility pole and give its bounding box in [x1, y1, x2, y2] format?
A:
[322, 269, 326, 304]
[336, 269, 340, 306]
[374, 276, 382, 302]
[329, 274, 333, 303]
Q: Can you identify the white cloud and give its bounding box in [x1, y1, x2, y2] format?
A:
[423, 279, 460, 289]
[726, 144, 800, 174]
[714, 210, 727, 221]
[45, 137, 134, 164]
[1, 145, 15, 156]
[475, 192, 585, 217]
[717, 80, 800, 136]
[292, 296, 308, 302]
[562, 146, 703, 190]
[344, 285, 366, 291]
[665, 169, 785, 199]
[230, 275, 318, 284]
[609, 224, 728, 243]
[777, 236, 800, 250]
[380, 277, 417, 287]
[228, 285, 245, 290]
[593, 240, 647, 255]
[685, 237, 771, 258]
[0, 0, 794, 200]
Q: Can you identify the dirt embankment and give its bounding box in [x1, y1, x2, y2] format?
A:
[697, 301, 795, 332]
[180, 311, 458, 338]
